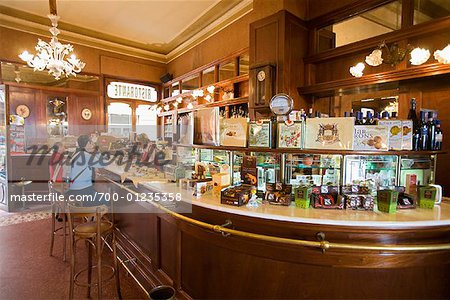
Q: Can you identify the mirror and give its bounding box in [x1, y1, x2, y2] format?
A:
[352, 96, 399, 116]
[171, 82, 180, 97]
[202, 66, 215, 86]
[239, 54, 249, 75]
[414, 0, 450, 25]
[219, 61, 236, 81]
[181, 74, 199, 93]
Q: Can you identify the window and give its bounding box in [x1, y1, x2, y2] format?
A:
[107, 102, 132, 137]
[136, 104, 158, 141]
[317, 1, 402, 52]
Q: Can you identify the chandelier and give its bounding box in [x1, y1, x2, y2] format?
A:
[19, 13, 85, 80]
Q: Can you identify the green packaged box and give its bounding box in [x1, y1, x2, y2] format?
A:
[418, 186, 437, 209]
[377, 189, 399, 213]
[295, 186, 312, 209]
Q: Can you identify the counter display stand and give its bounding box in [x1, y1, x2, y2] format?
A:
[97, 143, 450, 299]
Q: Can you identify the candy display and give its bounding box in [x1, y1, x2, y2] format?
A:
[353, 125, 389, 151]
[378, 120, 402, 150]
[342, 184, 374, 210]
[221, 185, 255, 206]
[305, 117, 354, 150]
[377, 189, 399, 213]
[277, 120, 303, 148]
[248, 120, 273, 148]
[220, 117, 248, 147]
[265, 182, 293, 206]
[311, 186, 344, 209]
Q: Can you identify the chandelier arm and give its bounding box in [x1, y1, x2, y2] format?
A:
[49, 0, 57, 15]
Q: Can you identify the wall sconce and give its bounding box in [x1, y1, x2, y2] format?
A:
[173, 102, 179, 108]
[205, 94, 212, 102]
[434, 45, 450, 64]
[163, 104, 170, 111]
[187, 103, 194, 109]
[207, 85, 215, 94]
[176, 96, 183, 103]
[156, 106, 162, 113]
[410, 47, 430, 65]
[192, 89, 204, 98]
[349, 62, 365, 77]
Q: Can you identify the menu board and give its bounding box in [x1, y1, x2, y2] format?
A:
[249, 120, 272, 148]
[220, 117, 248, 147]
[277, 121, 303, 149]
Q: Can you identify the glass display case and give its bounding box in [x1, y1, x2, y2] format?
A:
[344, 155, 398, 188]
[285, 154, 342, 187]
[0, 85, 8, 209]
[399, 155, 436, 186]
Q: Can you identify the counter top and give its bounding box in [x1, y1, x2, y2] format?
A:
[102, 165, 450, 228]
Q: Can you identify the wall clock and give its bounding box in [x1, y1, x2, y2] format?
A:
[257, 70, 266, 82]
[81, 108, 92, 120]
[16, 104, 30, 118]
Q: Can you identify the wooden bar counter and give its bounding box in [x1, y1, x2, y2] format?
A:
[96, 166, 450, 299]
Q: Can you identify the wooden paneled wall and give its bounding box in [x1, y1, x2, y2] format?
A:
[8, 85, 102, 145]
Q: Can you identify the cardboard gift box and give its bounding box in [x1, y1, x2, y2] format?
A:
[294, 186, 312, 208]
[277, 120, 304, 149]
[305, 117, 354, 150]
[265, 182, 293, 206]
[221, 185, 254, 206]
[248, 120, 273, 148]
[312, 192, 344, 209]
[402, 120, 413, 150]
[220, 117, 248, 147]
[345, 195, 375, 210]
[353, 125, 389, 151]
[377, 189, 399, 213]
[378, 120, 402, 150]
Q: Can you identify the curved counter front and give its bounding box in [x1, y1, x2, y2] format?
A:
[97, 168, 450, 299]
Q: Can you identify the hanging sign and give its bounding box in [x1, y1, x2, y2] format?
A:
[107, 82, 157, 102]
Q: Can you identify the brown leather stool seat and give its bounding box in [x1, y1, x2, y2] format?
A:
[73, 220, 113, 238]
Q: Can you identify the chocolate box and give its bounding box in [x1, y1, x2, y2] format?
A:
[377, 189, 399, 213]
[402, 120, 413, 150]
[249, 120, 273, 148]
[294, 186, 312, 209]
[265, 182, 293, 206]
[378, 120, 402, 150]
[312, 193, 344, 209]
[345, 194, 374, 210]
[277, 121, 304, 149]
[221, 185, 254, 206]
[353, 125, 389, 151]
[305, 117, 354, 150]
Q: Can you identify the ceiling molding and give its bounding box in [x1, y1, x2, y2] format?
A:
[0, 0, 254, 64]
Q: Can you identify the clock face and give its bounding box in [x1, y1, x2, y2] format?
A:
[81, 108, 92, 120]
[16, 104, 30, 118]
[269, 93, 294, 116]
[257, 70, 266, 82]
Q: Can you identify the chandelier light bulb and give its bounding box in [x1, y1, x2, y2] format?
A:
[410, 47, 430, 66]
[434, 45, 450, 64]
[365, 49, 383, 66]
[164, 104, 170, 111]
[18, 14, 85, 80]
[349, 62, 365, 77]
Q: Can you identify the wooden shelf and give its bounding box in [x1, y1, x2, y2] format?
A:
[159, 96, 248, 116]
[174, 143, 446, 156]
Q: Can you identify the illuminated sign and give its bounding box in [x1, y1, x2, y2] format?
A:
[107, 82, 157, 102]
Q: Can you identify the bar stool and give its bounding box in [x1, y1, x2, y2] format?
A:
[67, 204, 122, 300]
[13, 177, 32, 210]
[49, 180, 68, 261]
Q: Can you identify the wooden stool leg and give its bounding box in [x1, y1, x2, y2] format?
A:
[69, 238, 76, 300]
[96, 236, 102, 300]
[50, 203, 56, 257]
[63, 214, 67, 262]
[87, 241, 92, 298]
[112, 233, 122, 299]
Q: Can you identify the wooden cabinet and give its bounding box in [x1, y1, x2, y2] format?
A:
[249, 10, 309, 118]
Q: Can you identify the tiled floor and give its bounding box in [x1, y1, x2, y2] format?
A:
[0, 216, 148, 299]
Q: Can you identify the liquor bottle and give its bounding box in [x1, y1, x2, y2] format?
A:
[435, 120, 443, 150]
[350, 109, 354, 117]
[308, 108, 313, 118]
[344, 111, 349, 117]
[381, 111, 390, 119]
[408, 98, 419, 132]
[418, 111, 428, 150]
[315, 111, 321, 118]
[374, 112, 380, 124]
[365, 111, 375, 125]
[355, 111, 364, 125]
[391, 112, 398, 119]
[427, 112, 436, 150]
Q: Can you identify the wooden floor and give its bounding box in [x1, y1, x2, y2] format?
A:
[0, 216, 148, 299]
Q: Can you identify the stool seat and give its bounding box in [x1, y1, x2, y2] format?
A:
[15, 180, 32, 187]
[74, 221, 113, 238]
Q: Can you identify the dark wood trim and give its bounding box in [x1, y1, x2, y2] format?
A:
[163, 47, 249, 87]
[3, 81, 99, 96]
[307, 0, 394, 29]
[305, 16, 450, 64]
[159, 96, 248, 116]
[299, 63, 450, 95]
[401, 0, 414, 29]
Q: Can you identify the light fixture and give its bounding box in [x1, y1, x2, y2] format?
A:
[365, 49, 383, 66]
[410, 47, 430, 65]
[349, 62, 365, 77]
[207, 85, 215, 94]
[163, 104, 170, 111]
[156, 106, 162, 113]
[434, 45, 450, 64]
[176, 96, 183, 103]
[19, 9, 85, 80]
[205, 94, 212, 102]
[187, 103, 194, 109]
[173, 102, 179, 108]
[192, 89, 204, 98]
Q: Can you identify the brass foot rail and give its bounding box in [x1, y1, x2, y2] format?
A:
[104, 177, 450, 253]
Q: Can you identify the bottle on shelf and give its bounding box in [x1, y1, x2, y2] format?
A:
[427, 112, 436, 150]
[381, 111, 390, 120]
[391, 112, 398, 119]
[435, 120, 443, 150]
[344, 111, 349, 117]
[350, 109, 354, 118]
[355, 111, 364, 125]
[365, 111, 375, 125]
[315, 111, 321, 118]
[374, 112, 380, 124]
[419, 111, 428, 150]
[308, 108, 313, 118]
[408, 98, 419, 132]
